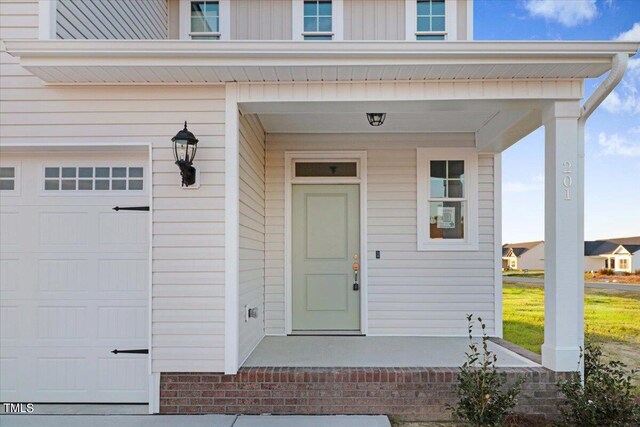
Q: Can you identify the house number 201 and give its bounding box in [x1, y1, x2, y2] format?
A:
[562, 161, 572, 200]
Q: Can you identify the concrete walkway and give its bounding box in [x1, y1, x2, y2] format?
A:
[504, 276, 640, 292]
[0, 414, 391, 427]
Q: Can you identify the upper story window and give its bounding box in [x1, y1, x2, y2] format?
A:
[416, 0, 445, 40]
[190, 1, 220, 40]
[405, 0, 455, 41]
[417, 148, 478, 251]
[180, 0, 229, 40]
[304, 1, 333, 40]
[293, 0, 343, 41]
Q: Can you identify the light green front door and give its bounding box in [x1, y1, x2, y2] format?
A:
[292, 184, 360, 332]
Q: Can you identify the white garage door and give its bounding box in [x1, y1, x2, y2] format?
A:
[0, 152, 149, 403]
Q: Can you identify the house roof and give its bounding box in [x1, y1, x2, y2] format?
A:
[601, 236, 640, 245]
[586, 237, 640, 255]
[584, 241, 621, 256]
[502, 247, 512, 257]
[3, 40, 638, 85]
[623, 244, 640, 254]
[502, 241, 543, 257]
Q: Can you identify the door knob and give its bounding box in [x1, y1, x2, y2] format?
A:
[353, 257, 359, 291]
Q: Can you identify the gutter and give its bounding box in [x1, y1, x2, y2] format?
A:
[579, 52, 629, 124]
[4, 40, 640, 59]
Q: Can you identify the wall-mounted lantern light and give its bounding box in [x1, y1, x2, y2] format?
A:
[172, 121, 199, 187]
[366, 113, 386, 126]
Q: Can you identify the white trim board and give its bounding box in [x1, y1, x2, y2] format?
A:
[284, 151, 368, 335]
[493, 153, 503, 338]
[39, 0, 57, 40]
[224, 83, 240, 375]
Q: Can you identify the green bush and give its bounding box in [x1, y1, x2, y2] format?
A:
[447, 315, 525, 427]
[599, 268, 615, 276]
[557, 339, 639, 426]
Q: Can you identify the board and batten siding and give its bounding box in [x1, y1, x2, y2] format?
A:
[265, 135, 497, 336]
[56, 0, 168, 39]
[1, 0, 226, 373]
[238, 113, 266, 364]
[231, 0, 292, 40]
[344, 0, 405, 40]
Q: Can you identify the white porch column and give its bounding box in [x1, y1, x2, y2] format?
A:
[541, 101, 584, 372]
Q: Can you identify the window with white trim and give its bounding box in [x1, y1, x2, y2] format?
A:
[416, 0, 445, 40]
[0, 167, 16, 191]
[190, 1, 220, 40]
[303, 0, 333, 40]
[181, 0, 229, 40]
[417, 148, 478, 251]
[293, 0, 342, 41]
[43, 166, 144, 192]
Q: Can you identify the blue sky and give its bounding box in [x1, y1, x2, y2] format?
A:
[474, 0, 640, 243]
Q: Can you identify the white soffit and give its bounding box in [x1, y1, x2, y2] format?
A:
[4, 40, 639, 84]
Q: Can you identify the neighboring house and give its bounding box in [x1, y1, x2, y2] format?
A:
[1, 0, 637, 418]
[502, 241, 544, 271]
[584, 237, 640, 273]
[502, 247, 517, 270]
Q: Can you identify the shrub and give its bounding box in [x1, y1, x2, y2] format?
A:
[599, 268, 615, 276]
[447, 315, 525, 427]
[557, 339, 639, 426]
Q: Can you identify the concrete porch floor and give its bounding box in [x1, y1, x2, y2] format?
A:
[243, 336, 538, 368]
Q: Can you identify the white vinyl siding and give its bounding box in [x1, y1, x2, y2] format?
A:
[1, 0, 226, 373]
[56, 0, 168, 40]
[231, 0, 293, 40]
[265, 135, 496, 336]
[238, 114, 266, 364]
[344, 0, 405, 40]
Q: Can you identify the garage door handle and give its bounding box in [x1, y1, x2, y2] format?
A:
[112, 206, 149, 211]
[111, 349, 149, 354]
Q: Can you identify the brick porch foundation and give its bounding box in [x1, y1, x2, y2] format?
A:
[160, 367, 570, 421]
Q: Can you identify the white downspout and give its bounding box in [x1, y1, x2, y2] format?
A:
[579, 52, 629, 124]
[573, 52, 628, 376]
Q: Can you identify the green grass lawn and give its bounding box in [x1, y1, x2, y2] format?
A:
[503, 282, 640, 362]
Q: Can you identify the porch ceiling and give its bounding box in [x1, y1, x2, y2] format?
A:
[241, 99, 538, 138]
[4, 40, 638, 84]
[257, 111, 495, 133]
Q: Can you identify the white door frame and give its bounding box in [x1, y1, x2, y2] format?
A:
[0, 142, 154, 409]
[284, 151, 368, 335]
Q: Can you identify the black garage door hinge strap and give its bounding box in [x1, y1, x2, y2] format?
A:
[111, 349, 149, 354]
[112, 206, 150, 211]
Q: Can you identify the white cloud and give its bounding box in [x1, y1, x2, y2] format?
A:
[598, 132, 640, 157]
[602, 58, 640, 115]
[615, 22, 640, 41]
[524, 0, 597, 27]
[504, 174, 544, 194]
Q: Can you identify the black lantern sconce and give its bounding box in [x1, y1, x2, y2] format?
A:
[172, 121, 199, 187]
[366, 113, 386, 126]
